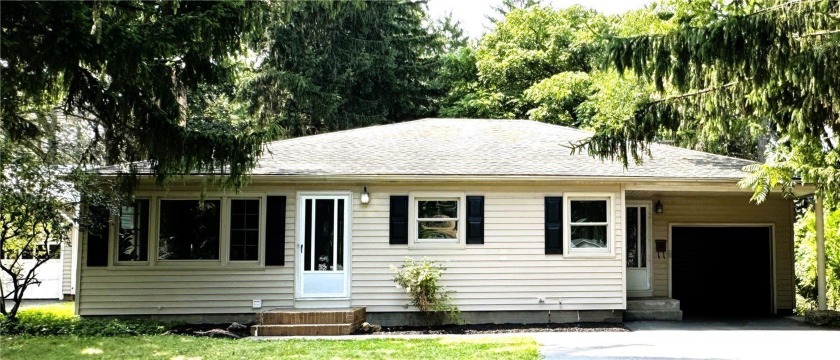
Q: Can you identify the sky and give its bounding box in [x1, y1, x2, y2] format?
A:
[427, 0, 655, 39]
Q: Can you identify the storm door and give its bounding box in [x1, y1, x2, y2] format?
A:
[626, 203, 652, 296]
[297, 194, 349, 298]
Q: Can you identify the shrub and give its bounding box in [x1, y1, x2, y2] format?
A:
[0, 302, 174, 336]
[390, 257, 461, 326]
[794, 209, 840, 313]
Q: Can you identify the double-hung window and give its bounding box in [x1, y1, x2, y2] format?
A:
[408, 193, 465, 246]
[416, 199, 460, 243]
[566, 196, 611, 255]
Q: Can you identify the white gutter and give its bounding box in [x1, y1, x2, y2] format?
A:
[100, 173, 816, 195]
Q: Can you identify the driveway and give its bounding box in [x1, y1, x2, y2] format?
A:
[536, 317, 837, 360]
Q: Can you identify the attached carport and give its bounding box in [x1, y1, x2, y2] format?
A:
[671, 225, 773, 316]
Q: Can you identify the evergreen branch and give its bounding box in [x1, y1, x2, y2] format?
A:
[796, 29, 840, 38]
[747, 0, 819, 17]
[646, 81, 738, 107]
[609, 0, 825, 43]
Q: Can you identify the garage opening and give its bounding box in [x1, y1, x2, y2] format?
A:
[671, 226, 773, 317]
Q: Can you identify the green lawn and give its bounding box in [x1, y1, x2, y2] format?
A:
[1, 335, 539, 360]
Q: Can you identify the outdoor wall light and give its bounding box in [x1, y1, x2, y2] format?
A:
[360, 187, 370, 204]
[655, 200, 664, 214]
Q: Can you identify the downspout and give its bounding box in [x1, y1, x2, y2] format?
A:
[815, 196, 827, 311]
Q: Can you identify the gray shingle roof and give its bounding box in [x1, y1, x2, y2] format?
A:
[249, 118, 754, 180]
[97, 118, 755, 180]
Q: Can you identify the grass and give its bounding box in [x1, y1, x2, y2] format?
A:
[1, 336, 540, 360]
[1, 303, 539, 359]
[17, 302, 75, 318]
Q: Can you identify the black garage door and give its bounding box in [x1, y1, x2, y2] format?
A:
[671, 226, 773, 317]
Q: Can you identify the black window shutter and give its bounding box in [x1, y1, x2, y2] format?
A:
[466, 196, 484, 245]
[389, 196, 409, 245]
[86, 205, 110, 267]
[265, 196, 287, 266]
[545, 197, 564, 254]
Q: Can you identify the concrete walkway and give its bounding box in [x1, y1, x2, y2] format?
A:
[538, 318, 837, 360]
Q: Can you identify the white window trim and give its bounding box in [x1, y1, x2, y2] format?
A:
[408, 192, 466, 249]
[109, 193, 268, 269]
[564, 194, 615, 257]
[225, 197, 263, 265]
[112, 198, 151, 266]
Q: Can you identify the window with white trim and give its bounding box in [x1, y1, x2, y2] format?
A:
[111, 196, 269, 266]
[414, 198, 461, 244]
[566, 197, 611, 254]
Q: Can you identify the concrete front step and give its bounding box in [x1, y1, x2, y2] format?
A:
[624, 309, 683, 321]
[625, 298, 682, 321]
[251, 323, 357, 336]
[627, 298, 681, 311]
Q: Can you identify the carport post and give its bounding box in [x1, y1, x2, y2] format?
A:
[816, 196, 827, 311]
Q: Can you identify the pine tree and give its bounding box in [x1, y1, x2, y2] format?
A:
[1, 1, 272, 187]
[580, 0, 840, 202]
[246, 0, 438, 137]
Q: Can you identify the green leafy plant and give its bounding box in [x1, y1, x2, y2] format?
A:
[794, 208, 840, 313]
[0, 303, 174, 336]
[390, 257, 461, 326]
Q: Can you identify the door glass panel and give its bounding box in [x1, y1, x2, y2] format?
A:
[627, 207, 639, 268]
[304, 199, 312, 271]
[336, 199, 344, 270]
[640, 207, 647, 268]
[314, 199, 335, 271]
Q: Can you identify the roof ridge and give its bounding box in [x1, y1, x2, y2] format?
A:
[265, 118, 441, 146]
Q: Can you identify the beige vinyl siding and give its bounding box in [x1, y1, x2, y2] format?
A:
[77, 193, 297, 316]
[77, 182, 625, 316]
[348, 184, 625, 313]
[629, 193, 795, 310]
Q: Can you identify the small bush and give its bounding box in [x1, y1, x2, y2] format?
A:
[390, 257, 461, 326]
[0, 302, 174, 336]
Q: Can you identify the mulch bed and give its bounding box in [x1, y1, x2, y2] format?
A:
[168, 321, 629, 338]
[166, 323, 251, 338]
[364, 322, 630, 335]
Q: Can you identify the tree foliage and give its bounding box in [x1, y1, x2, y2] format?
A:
[1, 1, 273, 187]
[474, 6, 607, 119]
[246, 0, 438, 137]
[795, 207, 840, 311]
[582, 0, 839, 202]
[485, 0, 544, 26]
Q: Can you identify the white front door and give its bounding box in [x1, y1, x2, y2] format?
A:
[296, 194, 350, 299]
[626, 203, 652, 296]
